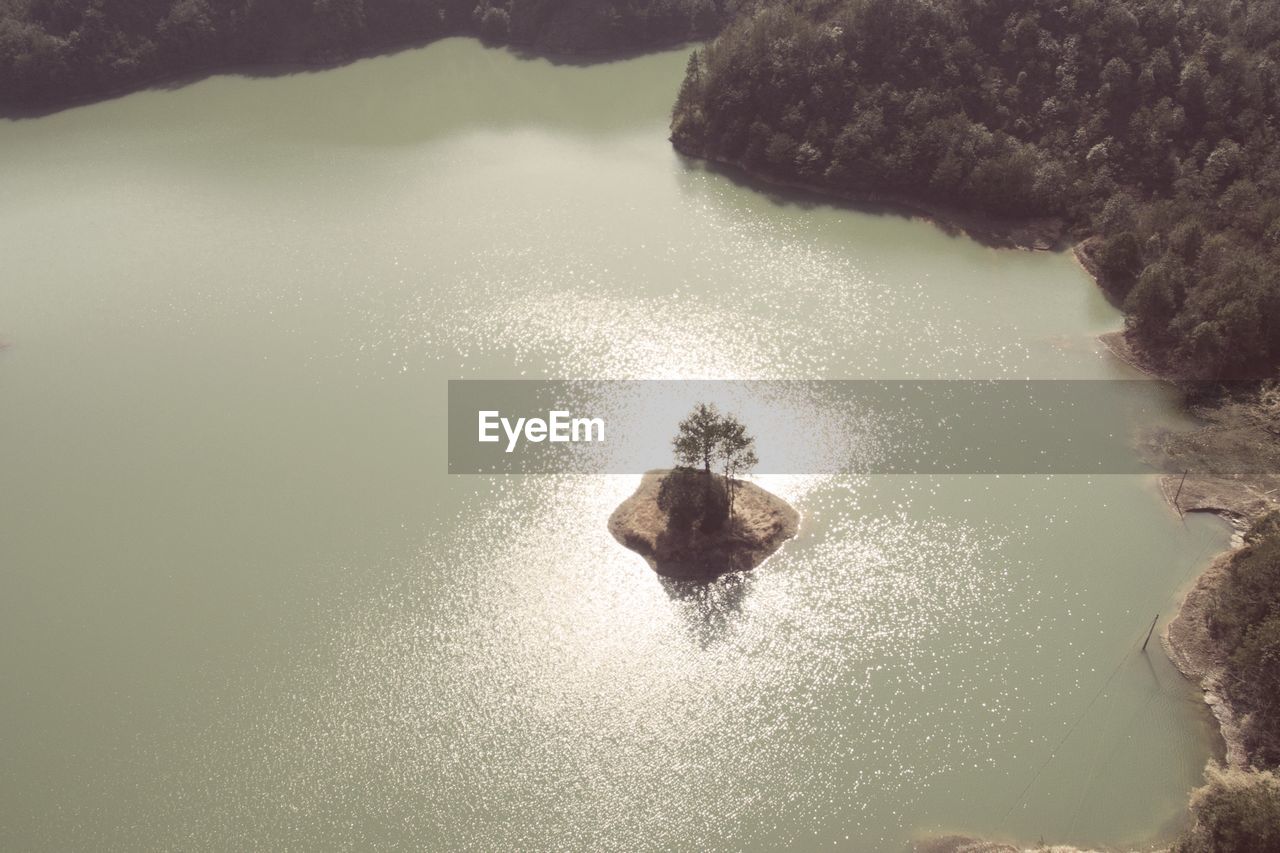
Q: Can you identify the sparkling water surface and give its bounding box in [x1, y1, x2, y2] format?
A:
[0, 39, 1227, 851]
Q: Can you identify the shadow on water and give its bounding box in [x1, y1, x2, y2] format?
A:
[0, 36, 453, 120]
[508, 38, 701, 67]
[674, 154, 1070, 252]
[1, 33, 693, 121]
[659, 570, 755, 647]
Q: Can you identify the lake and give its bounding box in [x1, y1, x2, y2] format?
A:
[0, 38, 1229, 851]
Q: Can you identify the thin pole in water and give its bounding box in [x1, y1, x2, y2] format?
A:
[1173, 469, 1189, 515]
[1142, 613, 1160, 652]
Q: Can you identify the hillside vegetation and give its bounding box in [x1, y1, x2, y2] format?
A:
[672, 0, 1280, 378]
[1202, 511, 1280, 767]
[1174, 764, 1280, 853]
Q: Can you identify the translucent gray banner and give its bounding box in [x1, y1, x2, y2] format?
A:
[446, 380, 1247, 475]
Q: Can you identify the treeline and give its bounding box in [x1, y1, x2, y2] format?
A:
[1173, 510, 1280, 851]
[0, 0, 735, 111]
[672, 0, 1280, 378]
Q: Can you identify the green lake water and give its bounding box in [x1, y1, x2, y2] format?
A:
[0, 38, 1230, 851]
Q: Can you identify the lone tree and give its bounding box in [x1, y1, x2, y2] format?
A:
[672, 402, 723, 473]
[669, 403, 758, 519]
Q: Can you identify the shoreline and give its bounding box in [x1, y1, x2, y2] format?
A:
[1101, 322, 1275, 776]
[672, 146, 1069, 251]
[1162, 552, 1250, 769]
[1, 33, 704, 120]
[669, 148, 1278, 850]
[0, 32, 469, 119]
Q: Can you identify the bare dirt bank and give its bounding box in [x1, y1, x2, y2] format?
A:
[1163, 552, 1251, 769]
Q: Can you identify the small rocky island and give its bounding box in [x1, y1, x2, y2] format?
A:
[609, 469, 799, 580]
[608, 404, 799, 581]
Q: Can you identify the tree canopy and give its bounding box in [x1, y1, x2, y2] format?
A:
[673, 402, 725, 473]
[670, 402, 758, 516]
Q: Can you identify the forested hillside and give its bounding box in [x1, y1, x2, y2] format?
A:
[672, 0, 1280, 378]
[0, 0, 732, 109]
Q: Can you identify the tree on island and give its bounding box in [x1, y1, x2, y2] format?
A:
[715, 416, 758, 517]
[664, 403, 759, 526]
[672, 402, 723, 474]
[657, 466, 727, 533]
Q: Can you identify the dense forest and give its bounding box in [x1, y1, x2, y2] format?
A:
[672, 0, 1280, 378]
[0, 0, 734, 109]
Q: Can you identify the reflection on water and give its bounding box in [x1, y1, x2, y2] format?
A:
[297, 473, 1038, 850]
[661, 564, 757, 645]
[0, 37, 1231, 853]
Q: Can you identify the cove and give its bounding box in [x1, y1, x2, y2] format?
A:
[0, 38, 1230, 851]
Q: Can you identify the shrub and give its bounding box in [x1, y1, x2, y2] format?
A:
[1174, 764, 1280, 853]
